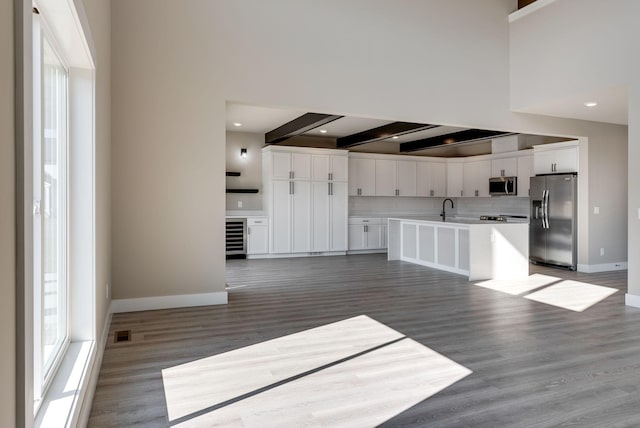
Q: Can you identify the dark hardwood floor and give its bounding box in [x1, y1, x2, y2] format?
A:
[88, 254, 639, 427]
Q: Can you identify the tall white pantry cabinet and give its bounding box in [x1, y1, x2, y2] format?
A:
[263, 146, 349, 255]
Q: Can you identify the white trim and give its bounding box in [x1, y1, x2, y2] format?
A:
[73, 303, 111, 427]
[577, 262, 628, 273]
[111, 292, 228, 314]
[508, 0, 559, 23]
[625, 293, 640, 309]
[256, 251, 348, 259]
[347, 249, 388, 255]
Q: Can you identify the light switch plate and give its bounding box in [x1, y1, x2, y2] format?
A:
[594, 206, 600, 214]
[237, 200, 243, 208]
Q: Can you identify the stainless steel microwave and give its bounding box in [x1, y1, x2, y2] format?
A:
[489, 176, 517, 196]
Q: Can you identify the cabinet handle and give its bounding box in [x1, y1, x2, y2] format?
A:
[364, 224, 368, 232]
[430, 189, 434, 197]
[501, 169, 505, 176]
[460, 190, 463, 197]
[475, 190, 479, 197]
[358, 188, 362, 196]
[247, 227, 251, 235]
[331, 183, 333, 195]
[395, 189, 399, 196]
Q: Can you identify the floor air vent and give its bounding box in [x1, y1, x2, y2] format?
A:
[114, 330, 132, 343]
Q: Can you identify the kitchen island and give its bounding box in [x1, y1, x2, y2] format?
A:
[387, 217, 529, 281]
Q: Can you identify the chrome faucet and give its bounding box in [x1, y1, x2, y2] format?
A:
[441, 198, 454, 222]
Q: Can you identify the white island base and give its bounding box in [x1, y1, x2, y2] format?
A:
[388, 217, 529, 281]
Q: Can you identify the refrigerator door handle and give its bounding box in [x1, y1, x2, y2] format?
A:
[543, 189, 550, 229]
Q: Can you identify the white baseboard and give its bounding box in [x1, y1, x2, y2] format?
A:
[75, 304, 113, 427]
[577, 262, 628, 273]
[111, 291, 228, 313]
[625, 293, 640, 308]
[257, 251, 347, 259]
[347, 249, 388, 255]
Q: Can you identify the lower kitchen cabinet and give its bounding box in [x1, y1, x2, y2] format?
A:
[348, 217, 387, 251]
[247, 218, 268, 255]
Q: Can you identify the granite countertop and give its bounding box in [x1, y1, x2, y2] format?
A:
[387, 216, 526, 225]
[225, 210, 266, 217]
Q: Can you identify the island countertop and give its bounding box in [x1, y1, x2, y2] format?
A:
[387, 217, 529, 281]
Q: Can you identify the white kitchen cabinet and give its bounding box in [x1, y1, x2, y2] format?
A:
[348, 217, 386, 251]
[349, 157, 376, 196]
[247, 218, 268, 255]
[375, 159, 397, 196]
[264, 146, 348, 255]
[417, 161, 446, 197]
[271, 151, 311, 180]
[517, 154, 534, 198]
[269, 179, 311, 253]
[533, 141, 578, 175]
[446, 161, 464, 198]
[491, 157, 517, 177]
[396, 160, 417, 197]
[463, 159, 491, 197]
[312, 154, 348, 182]
[311, 181, 348, 252]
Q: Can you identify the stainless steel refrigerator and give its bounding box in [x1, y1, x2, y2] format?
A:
[530, 174, 577, 270]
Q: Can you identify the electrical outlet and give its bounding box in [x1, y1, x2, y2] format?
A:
[593, 206, 600, 215]
[600, 248, 605, 256]
[237, 200, 243, 208]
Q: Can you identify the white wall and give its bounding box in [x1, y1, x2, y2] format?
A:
[0, 0, 15, 424]
[111, 0, 629, 302]
[510, 0, 635, 121]
[225, 131, 264, 211]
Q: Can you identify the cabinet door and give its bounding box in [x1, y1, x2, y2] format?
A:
[431, 162, 447, 197]
[491, 157, 517, 177]
[348, 225, 365, 250]
[330, 155, 348, 182]
[366, 224, 384, 249]
[464, 160, 491, 197]
[447, 162, 464, 198]
[291, 180, 311, 252]
[517, 155, 533, 197]
[553, 147, 578, 173]
[396, 160, 417, 197]
[375, 159, 397, 196]
[292, 153, 311, 180]
[416, 161, 432, 197]
[311, 155, 330, 181]
[348, 158, 359, 196]
[247, 225, 268, 254]
[330, 182, 348, 251]
[311, 182, 330, 252]
[271, 180, 291, 253]
[272, 152, 292, 180]
[356, 158, 376, 196]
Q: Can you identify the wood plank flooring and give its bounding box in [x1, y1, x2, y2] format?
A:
[88, 255, 639, 427]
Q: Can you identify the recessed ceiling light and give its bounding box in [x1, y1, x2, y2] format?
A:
[584, 102, 598, 107]
[391, 136, 399, 140]
[233, 122, 243, 127]
[319, 129, 328, 134]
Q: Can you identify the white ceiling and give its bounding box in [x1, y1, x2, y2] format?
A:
[513, 85, 628, 125]
[225, 102, 567, 157]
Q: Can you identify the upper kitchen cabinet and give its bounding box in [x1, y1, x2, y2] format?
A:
[312, 154, 348, 182]
[396, 160, 417, 197]
[516, 152, 533, 197]
[446, 160, 464, 198]
[533, 141, 578, 175]
[417, 160, 447, 197]
[463, 159, 491, 197]
[374, 158, 417, 197]
[375, 159, 397, 196]
[491, 157, 518, 177]
[348, 157, 376, 196]
[269, 150, 311, 180]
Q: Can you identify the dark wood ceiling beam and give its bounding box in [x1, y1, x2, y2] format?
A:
[400, 129, 516, 152]
[336, 122, 438, 148]
[265, 113, 343, 144]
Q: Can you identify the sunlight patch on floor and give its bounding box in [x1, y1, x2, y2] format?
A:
[524, 280, 618, 312]
[162, 315, 471, 427]
[475, 273, 559, 295]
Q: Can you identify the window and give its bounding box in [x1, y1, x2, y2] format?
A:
[33, 14, 69, 405]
